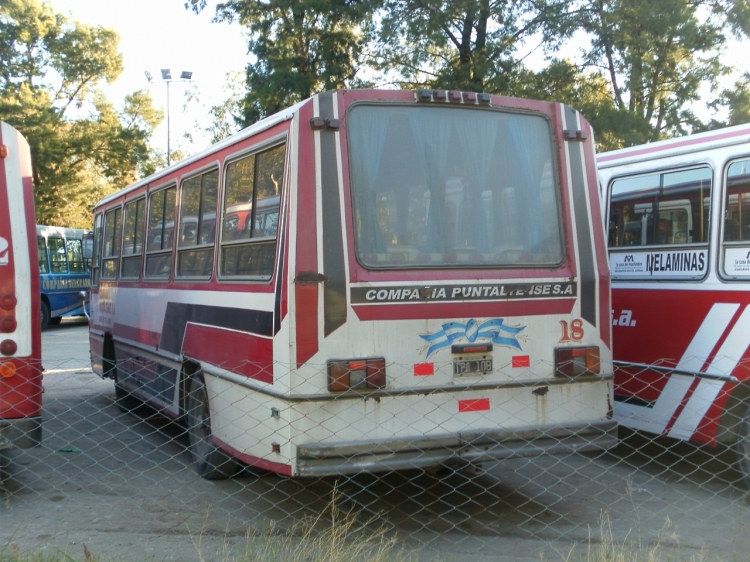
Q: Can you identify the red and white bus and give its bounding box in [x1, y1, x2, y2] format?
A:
[0, 122, 42, 451]
[88, 89, 615, 479]
[599, 123, 750, 484]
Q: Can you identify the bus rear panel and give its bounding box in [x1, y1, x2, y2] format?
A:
[0, 122, 42, 451]
[88, 90, 615, 477]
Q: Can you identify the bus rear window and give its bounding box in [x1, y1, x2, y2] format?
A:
[347, 105, 562, 269]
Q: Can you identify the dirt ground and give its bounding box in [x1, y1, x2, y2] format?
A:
[2, 320, 750, 561]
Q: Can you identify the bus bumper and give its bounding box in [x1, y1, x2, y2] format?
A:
[0, 416, 42, 450]
[295, 419, 617, 476]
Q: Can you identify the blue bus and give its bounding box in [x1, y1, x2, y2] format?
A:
[37, 225, 91, 330]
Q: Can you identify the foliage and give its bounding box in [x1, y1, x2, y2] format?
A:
[569, 0, 750, 147]
[0, 0, 162, 228]
[372, 0, 577, 93]
[186, 0, 377, 126]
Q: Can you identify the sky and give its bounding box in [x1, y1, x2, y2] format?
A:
[48, 0, 249, 156]
[47, 0, 748, 159]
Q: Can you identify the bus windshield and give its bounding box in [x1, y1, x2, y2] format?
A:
[347, 104, 563, 268]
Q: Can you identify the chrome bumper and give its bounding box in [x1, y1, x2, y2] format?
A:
[296, 419, 617, 476]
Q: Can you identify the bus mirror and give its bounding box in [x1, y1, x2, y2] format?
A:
[82, 233, 94, 259]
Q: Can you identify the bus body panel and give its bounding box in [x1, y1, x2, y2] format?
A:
[599, 123, 750, 448]
[88, 90, 615, 476]
[0, 121, 42, 449]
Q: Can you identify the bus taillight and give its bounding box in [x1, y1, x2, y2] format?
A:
[328, 358, 386, 391]
[1, 339, 17, 356]
[555, 347, 600, 377]
[1, 317, 16, 332]
[0, 361, 16, 378]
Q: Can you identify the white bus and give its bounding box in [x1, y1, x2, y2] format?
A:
[87, 89, 615, 479]
[599, 123, 750, 485]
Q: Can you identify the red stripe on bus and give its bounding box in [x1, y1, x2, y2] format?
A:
[352, 299, 575, 321]
[295, 283, 318, 367]
[113, 322, 161, 348]
[662, 376, 701, 436]
[214, 437, 293, 477]
[182, 323, 273, 383]
[458, 398, 490, 412]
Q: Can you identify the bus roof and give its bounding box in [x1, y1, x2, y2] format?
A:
[598, 123, 750, 169]
[36, 225, 91, 239]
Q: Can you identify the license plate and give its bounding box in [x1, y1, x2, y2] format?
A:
[453, 358, 493, 376]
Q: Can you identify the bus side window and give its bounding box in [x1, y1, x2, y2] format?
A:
[91, 214, 103, 286]
[101, 207, 122, 279]
[37, 236, 50, 274]
[177, 169, 218, 278]
[609, 166, 711, 248]
[724, 159, 750, 242]
[66, 238, 85, 273]
[121, 197, 146, 279]
[47, 237, 68, 274]
[145, 187, 176, 279]
[220, 143, 285, 279]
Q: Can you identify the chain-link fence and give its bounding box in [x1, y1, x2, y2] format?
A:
[3, 321, 750, 561]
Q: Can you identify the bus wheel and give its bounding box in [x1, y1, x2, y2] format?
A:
[734, 405, 750, 489]
[186, 374, 238, 480]
[41, 302, 50, 331]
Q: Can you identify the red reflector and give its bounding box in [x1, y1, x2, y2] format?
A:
[458, 398, 490, 412]
[0, 294, 16, 311]
[0, 339, 17, 356]
[512, 355, 530, 368]
[0, 317, 16, 333]
[414, 363, 434, 376]
[349, 360, 366, 371]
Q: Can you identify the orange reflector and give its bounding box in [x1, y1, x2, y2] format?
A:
[0, 361, 17, 378]
[0, 145, 7, 159]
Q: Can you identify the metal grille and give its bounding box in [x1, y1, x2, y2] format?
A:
[2, 320, 750, 561]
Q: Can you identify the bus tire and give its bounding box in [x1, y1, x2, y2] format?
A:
[734, 405, 750, 489]
[40, 301, 50, 331]
[186, 374, 238, 480]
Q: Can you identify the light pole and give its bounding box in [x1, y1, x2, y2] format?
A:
[160, 69, 193, 166]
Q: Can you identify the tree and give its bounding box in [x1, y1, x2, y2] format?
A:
[373, 0, 578, 93]
[571, 0, 750, 146]
[0, 0, 162, 227]
[187, 0, 376, 125]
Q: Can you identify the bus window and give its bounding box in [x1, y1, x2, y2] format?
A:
[47, 237, 68, 274]
[37, 236, 49, 274]
[91, 214, 103, 286]
[102, 207, 122, 279]
[66, 238, 86, 273]
[724, 159, 750, 242]
[177, 169, 218, 278]
[348, 106, 562, 268]
[122, 197, 146, 279]
[145, 187, 176, 279]
[220, 144, 284, 279]
[608, 167, 711, 247]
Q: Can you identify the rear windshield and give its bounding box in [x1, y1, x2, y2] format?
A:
[347, 104, 563, 269]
